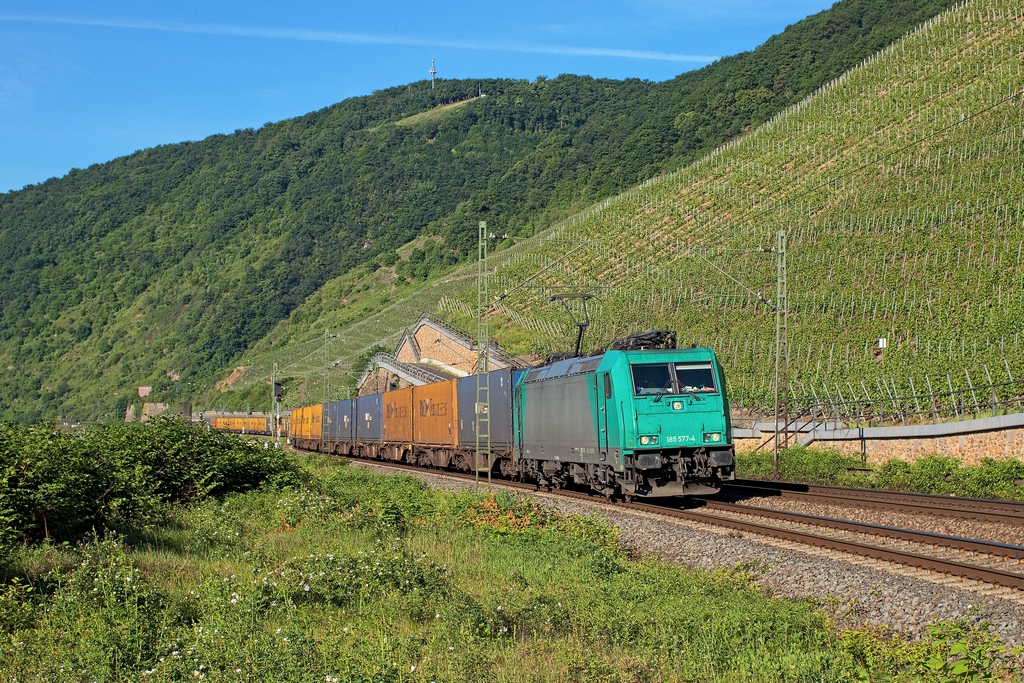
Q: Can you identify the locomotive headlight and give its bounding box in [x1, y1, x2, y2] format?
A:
[703, 432, 722, 443]
[671, 401, 683, 410]
[640, 435, 658, 446]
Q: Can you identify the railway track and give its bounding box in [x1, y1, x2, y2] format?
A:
[342, 457, 1024, 591]
[671, 500, 1024, 590]
[725, 479, 1024, 523]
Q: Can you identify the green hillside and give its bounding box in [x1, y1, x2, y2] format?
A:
[441, 0, 1024, 417]
[222, 0, 1024, 421]
[0, 0, 958, 422]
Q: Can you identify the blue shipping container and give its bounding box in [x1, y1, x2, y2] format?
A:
[324, 400, 356, 442]
[356, 394, 382, 442]
[456, 368, 522, 451]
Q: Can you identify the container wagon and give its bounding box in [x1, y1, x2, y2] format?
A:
[279, 345, 734, 498]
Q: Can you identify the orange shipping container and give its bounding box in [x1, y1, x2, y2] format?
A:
[290, 405, 322, 441]
[289, 406, 304, 440]
[309, 404, 323, 441]
[413, 380, 458, 447]
[297, 406, 308, 440]
[213, 416, 270, 433]
[382, 388, 414, 443]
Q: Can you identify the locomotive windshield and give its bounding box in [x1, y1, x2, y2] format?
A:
[631, 362, 717, 396]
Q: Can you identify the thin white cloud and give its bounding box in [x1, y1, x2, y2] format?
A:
[0, 13, 718, 63]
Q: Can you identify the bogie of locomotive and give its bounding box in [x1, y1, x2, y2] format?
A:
[272, 347, 733, 498]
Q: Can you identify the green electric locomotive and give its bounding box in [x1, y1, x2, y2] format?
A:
[514, 346, 734, 497]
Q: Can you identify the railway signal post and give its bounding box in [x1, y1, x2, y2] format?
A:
[773, 229, 789, 479]
[476, 220, 492, 489]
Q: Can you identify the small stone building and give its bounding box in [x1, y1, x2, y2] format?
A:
[357, 313, 529, 395]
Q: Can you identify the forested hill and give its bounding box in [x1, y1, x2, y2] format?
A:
[0, 0, 957, 422]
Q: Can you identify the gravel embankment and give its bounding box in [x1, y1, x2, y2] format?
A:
[354, 461, 1024, 644]
[722, 492, 1024, 547]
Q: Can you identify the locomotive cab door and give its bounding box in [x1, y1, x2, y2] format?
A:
[597, 372, 612, 458]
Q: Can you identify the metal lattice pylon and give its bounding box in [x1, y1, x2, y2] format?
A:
[773, 229, 789, 477]
[476, 221, 491, 486]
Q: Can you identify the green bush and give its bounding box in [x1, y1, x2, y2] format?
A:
[277, 545, 450, 609]
[738, 448, 1024, 500]
[43, 536, 171, 679]
[0, 417, 298, 545]
[736, 446, 868, 484]
[842, 621, 1024, 683]
[873, 456, 1024, 501]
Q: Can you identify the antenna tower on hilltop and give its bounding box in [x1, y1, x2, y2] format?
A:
[429, 59, 437, 89]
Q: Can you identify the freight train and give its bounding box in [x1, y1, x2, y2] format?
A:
[204, 414, 287, 436]
[285, 345, 735, 498]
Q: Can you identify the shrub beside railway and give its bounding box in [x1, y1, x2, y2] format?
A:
[738, 447, 1024, 500]
[0, 417, 298, 550]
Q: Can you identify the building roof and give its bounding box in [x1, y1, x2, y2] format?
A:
[355, 352, 456, 390]
[395, 312, 529, 369]
[356, 312, 530, 393]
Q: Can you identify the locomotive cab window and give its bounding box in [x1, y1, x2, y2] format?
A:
[674, 363, 716, 393]
[631, 362, 717, 396]
[631, 363, 673, 395]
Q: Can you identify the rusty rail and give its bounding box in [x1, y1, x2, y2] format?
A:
[692, 499, 1024, 559]
[727, 480, 1024, 523]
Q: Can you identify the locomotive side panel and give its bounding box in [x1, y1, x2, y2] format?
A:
[382, 387, 414, 444]
[413, 380, 457, 447]
[520, 374, 599, 463]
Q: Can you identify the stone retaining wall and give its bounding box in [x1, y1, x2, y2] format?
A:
[737, 411, 1024, 471]
[736, 424, 1024, 466]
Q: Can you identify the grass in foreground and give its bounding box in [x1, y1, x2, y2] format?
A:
[0, 454, 1021, 682]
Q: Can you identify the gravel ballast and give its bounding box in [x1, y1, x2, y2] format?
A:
[354, 461, 1024, 644]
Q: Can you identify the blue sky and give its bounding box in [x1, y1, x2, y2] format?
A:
[0, 0, 835, 193]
